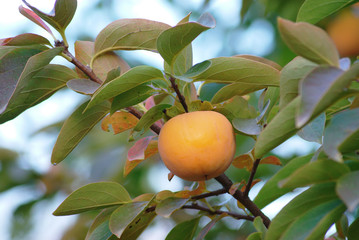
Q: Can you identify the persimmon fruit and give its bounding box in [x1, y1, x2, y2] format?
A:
[158, 111, 236, 181]
[327, 9, 359, 57]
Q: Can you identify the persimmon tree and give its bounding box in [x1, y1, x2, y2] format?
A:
[1, 0, 359, 239]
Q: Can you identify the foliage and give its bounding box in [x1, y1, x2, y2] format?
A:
[1, 0, 359, 239]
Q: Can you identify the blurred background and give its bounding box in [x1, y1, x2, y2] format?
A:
[1, 0, 358, 239]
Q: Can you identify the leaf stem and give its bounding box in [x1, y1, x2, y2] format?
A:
[244, 158, 261, 196]
[215, 173, 271, 227]
[169, 76, 188, 112]
[59, 30, 69, 48]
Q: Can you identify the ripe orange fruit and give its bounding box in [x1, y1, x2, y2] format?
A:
[327, 9, 359, 57]
[158, 111, 236, 181]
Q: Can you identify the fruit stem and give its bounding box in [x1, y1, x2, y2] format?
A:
[169, 76, 189, 112]
[215, 173, 271, 228]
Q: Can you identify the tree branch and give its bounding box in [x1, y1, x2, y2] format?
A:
[215, 174, 271, 228]
[59, 42, 103, 84]
[169, 76, 188, 113]
[244, 158, 261, 196]
[182, 203, 254, 221]
[190, 188, 227, 200]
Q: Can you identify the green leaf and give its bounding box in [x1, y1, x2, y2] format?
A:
[155, 197, 188, 218]
[165, 45, 193, 76]
[273, 200, 346, 240]
[348, 217, 359, 240]
[183, 82, 198, 103]
[215, 96, 257, 121]
[296, 66, 344, 127]
[175, 60, 212, 82]
[198, 82, 225, 101]
[236, 54, 282, 71]
[23, 0, 77, 32]
[279, 56, 317, 110]
[297, 0, 357, 24]
[109, 199, 156, 239]
[75, 41, 130, 81]
[241, 0, 254, 19]
[277, 18, 339, 66]
[133, 104, 171, 134]
[53, 182, 131, 216]
[86, 66, 164, 111]
[253, 217, 267, 236]
[297, 113, 325, 144]
[177, 13, 192, 25]
[336, 171, 359, 211]
[94, 18, 170, 57]
[1, 33, 51, 46]
[111, 85, 154, 114]
[259, 86, 280, 122]
[254, 154, 312, 208]
[67, 79, 100, 95]
[0, 47, 65, 123]
[323, 108, 359, 161]
[211, 83, 266, 104]
[187, 100, 213, 112]
[254, 97, 300, 158]
[192, 57, 280, 86]
[104, 68, 122, 85]
[195, 214, 225, 240]
[232, 118, 262, 135]
[86, 208, 118, 240]
[265, 183, 339, 240]
[0, 46, 17, 57]
[165, 217, 200, 240]
[0, 47, 43, 116]
[279, 159, 350, 189]
[163, 14, 193, 76]
[157, 13, 215, 68]
[248, 232, 263, 240]
[51, 100, 110, 164]
[1, 64, 76, 123]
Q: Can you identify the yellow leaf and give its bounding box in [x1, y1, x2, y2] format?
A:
[101, 111, 139, 134]
[232, 154, 254, 171]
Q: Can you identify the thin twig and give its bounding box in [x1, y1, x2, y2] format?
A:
[215, 174, 271, 228]
[244, 158, 261, 196]
[190, 188, 227, 200]
[169, 76, 188, 112]
[182, 203, 254, 221]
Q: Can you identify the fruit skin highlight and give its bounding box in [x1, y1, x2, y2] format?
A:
[158, 111, 236, 181]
